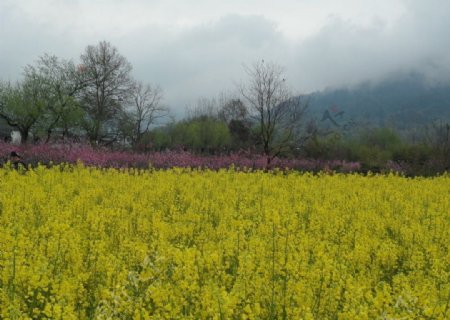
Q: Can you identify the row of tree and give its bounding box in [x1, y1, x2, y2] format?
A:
[0, 42, 308, 165]
[0, 41, 169, 149]
[142, 107, 449, 173]
[2, 41, 446, 171]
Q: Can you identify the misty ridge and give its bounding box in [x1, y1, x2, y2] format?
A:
[303, 70, 450, 131]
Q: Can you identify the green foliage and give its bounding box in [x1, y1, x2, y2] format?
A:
[0, 79, 47, 142]
[24, 54, 85, 140]
[164, 117, 231, 153]
[303, 128, 404, 170]
[228, 119, 253, 150]
[345, 128, 403, 170]
[361, 127, 402, 150]
[303, 133, 343, 160]
[149, 128, 172, 150]
[393, 144, 432, 164]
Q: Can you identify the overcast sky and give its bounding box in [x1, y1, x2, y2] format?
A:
[1, 0, 449, 114]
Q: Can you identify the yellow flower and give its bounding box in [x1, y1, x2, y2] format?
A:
[0, 165, 447, 318]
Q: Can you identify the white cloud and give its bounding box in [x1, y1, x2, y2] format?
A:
[1, 0, 449, 112]
[288, 0, 450, 91]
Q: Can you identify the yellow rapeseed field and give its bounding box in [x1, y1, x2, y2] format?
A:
[0, 165, 448, 319]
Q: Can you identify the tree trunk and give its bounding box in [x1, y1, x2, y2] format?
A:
[45, 129, 52, 144]
[266, 153, 272, 169]
[20, 128, 29, 144]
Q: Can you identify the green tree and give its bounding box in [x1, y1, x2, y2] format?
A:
[0, 78, 46, 143]
[169, 117, 231, 153]
[23, 54, 86, 142]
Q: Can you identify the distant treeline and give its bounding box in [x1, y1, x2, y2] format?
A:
[0, 41, 448, 174]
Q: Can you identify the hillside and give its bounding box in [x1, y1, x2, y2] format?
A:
[305, 72, 450, 130]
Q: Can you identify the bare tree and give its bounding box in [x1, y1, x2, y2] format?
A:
[240, 60, 307, 166]
[186, 97, 219, 120]
[186, 93, 247, 123]
[124, 81, 168, 149]
[218, 98, 248, 123]
[216, 97, 252, 150]
[78, 41, 134, 144]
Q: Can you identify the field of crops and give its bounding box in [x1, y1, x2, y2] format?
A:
[0, 165, 448, 319]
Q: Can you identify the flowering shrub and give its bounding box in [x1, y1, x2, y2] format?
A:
[0, 142, 360, 172]
[0, 166, 448, 318]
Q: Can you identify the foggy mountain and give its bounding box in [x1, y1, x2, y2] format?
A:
[304, 71, 450, 130]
